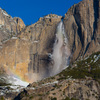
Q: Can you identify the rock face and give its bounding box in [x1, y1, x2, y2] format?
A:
[13, 17, 25, 33]
[0, 0, 100, 83]
[0, 8, 26, 43]
[0, 0, 100, 100]
[14, 51, 100, 100]
[14, 79, 100, 100]
[1, 51, 100, 100]
[64, 0, 100, 62]
[0, 39, 30, 81]
[0, 14, 62, 82]
[0, 8, 17, 42]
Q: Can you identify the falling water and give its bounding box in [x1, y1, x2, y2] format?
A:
[50, 21, 70, 76]
[27, 21, 70, 82]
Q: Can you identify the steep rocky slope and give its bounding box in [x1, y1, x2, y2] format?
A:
[64, 0, 100, 62]
[0, 8, 25, 43]
[14, 79, 100, 100]
[0, 14, 62, 82]
[0, 51, 100, 99]
[0, 0, 100, 83]
[13, 17, 25, 33]
[14, 51, 100, 100]
[0, 8, 17, 43]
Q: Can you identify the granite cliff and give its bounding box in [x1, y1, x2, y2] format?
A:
[0, 8, 25, 43]
[0, 1, 100, 99]
[64, 0, 100, 62]
[0, 13, 62, 82]
[13, 51, 100, 100]
[0, 0, 100, 82]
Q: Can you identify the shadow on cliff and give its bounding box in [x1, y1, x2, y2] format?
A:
[84, 0, 99, 55]
[92, 0, 99, 40]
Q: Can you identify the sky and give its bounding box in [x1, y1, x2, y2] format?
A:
[0, 0, 82, 25]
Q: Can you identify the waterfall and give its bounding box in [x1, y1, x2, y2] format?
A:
[27, 21, 70, 82]
[50, 21, 70, 76]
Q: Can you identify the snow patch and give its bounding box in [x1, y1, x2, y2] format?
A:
[1, 9, 10, 17]
[94, 54, 100, 63]
[84, 56, 89, 60]
[42, 81, 58, 86]
[3, 12, 9, 17]
[0, 92, 4, 96]
[45, 16, 51, 18]
[94, 55, 97, 59]
[33, 40, 39, 43]
[26, 87, 35, 90]
[11, 37, 18, 39]
[2, 39, 10, 43]
[7, 76, 29, 87]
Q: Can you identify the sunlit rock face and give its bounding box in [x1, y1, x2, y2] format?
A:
[0, 14, 62, 82]
[0, 8, 26, 43]
[0, 0, 100, 83]
[64, 0, 100, 63]
[13, 17, 25, 33]
[0, 39, 30, 81]
[23, 14, 63, 82]
[0, 8, 17, 42]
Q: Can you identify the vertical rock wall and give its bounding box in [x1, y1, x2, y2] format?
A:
[64, 0, 100, 62]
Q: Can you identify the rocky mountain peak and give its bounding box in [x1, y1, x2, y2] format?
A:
[0, 8, 11, 18]
[0, 7, 26, 43]
[44, 14, 62, 18]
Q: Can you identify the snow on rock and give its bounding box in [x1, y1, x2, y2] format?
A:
[1, 9, 10, 17]
[11, 37, 18, 39]
[33, 40, 39, 43]
[0, 75, 29, 94]
[2, 12, 9, 17]
[42, 81, 58, 86]
[84, 56, 89, 60]
[2, 39, 10, 43]
[26, 87, 35, 90]
[7, 75, 29, 87]
[94, 54, 100, 63]
[94, 55, 97, 59]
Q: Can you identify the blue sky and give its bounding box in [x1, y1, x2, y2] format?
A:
[0, 0, 81, 25]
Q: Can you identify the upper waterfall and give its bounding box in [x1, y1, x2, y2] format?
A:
[50, 21, 70, 76]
